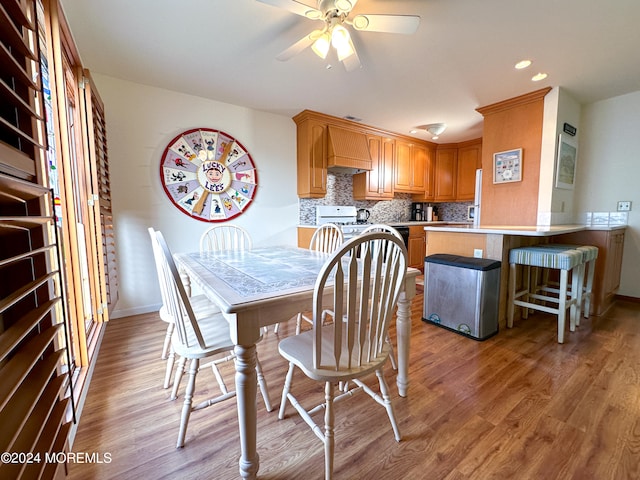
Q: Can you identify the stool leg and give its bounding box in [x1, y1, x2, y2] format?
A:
[569, 264, 581, 332]
[583, 259, 596, 320]
[508, 263, 516, 328]
[522, 265, 530, 319]
[571, 263, 585, 327]
[557, 269, 568, 344]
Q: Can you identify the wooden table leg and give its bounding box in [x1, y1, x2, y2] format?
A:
[234, 344, 259, 479]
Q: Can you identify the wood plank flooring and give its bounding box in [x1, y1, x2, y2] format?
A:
[67, 293, 640, 479]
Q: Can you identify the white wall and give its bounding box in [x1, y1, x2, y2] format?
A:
[92, 75, 299, 318]
[577, 91, 640, 298]
[539, 87, 582, 225]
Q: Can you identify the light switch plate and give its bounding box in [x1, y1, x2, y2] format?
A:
[473, 249, 483, 258]
[617, 201, 632, 211]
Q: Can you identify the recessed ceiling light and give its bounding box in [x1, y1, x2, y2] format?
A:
[532, 72, 548, 82]
[515, 60, 532, 69]
[410, 129, 417, 134]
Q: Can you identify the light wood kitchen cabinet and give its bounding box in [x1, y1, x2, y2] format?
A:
[353, 135, 395, 200]
[553, 228, 626, 315]
[411, 144, 436, 202]
[604, 229, 625, 300]
[434, 146, 458, 201]
[408, 225, 426, 270]
[394, 140, 426, 194]
[294, 111, 327, 198]
[456, 140, 482, 201]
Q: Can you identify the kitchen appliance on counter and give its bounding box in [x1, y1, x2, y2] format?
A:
[316, 205, 371, 240]
[411, 203, 423, 221]
[356, 208, 371, 223]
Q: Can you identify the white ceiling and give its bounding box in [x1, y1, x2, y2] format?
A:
[60, 0, 640, 143]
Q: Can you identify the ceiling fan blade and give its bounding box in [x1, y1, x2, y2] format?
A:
[350, 14, 420, 34]
[276, 29, 323, 61]
[255, 0, 322, 19]
[341, 37, 361, 72]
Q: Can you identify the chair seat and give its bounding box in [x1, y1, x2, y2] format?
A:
[160, 294, 219, 323]
[279, 324, 391, 383]
[172, 312, 235, 359]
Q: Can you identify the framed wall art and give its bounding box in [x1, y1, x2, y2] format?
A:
[555, 134, 577, 190]
[493, 148, 522, 184]
[159, 128, 258, 222]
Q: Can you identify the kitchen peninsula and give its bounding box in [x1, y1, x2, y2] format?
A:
[423, 224, 627, 329]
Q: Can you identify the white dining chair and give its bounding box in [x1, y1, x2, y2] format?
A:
[309, 222, 344, 254]
[277, 232, 408, 480]
[148, 227, 219, 389]
[199, 224, 252, 253]
[199, 223, 272, 332]
[276, 223, 344, 335]
[154, 230, 273, 448]
[360, 224, 404, 370]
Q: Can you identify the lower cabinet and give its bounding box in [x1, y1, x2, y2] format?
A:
[408, 226, 426, 271]
[553, 228, 626, 315]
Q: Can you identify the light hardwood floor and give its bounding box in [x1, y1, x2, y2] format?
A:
[67, 292, 640, 479]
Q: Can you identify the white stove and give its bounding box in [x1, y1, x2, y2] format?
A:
[316, 205, 372, 239]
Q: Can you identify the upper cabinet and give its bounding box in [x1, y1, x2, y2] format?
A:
[434, 146, 458, 201]
[429, 139, 482, 202]
[411, 144, 436, 202]
[353, 135, 395, 200]
[394, 140, 427, 194]
[294, 111, 328, 198]
[295, 110, 435, 199]
[456, 140, 482, 201]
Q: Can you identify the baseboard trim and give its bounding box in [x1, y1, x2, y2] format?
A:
[110, 303, 161, 319]
[615, 294, 640, 304]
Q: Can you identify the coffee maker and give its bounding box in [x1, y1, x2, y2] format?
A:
[411, 202, 424, 221]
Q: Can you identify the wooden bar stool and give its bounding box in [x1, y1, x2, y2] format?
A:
[508, 245, 584, 343]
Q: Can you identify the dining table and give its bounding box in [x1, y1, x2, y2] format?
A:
[174, 245, 419, 479]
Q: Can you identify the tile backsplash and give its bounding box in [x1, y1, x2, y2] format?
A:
[582, 211, 628, 226]
[299, 172, 472, 225]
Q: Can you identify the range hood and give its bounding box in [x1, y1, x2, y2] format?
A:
[327, 125, 372, 173]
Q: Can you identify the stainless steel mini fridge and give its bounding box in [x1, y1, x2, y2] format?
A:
[423, 254, 501, 340]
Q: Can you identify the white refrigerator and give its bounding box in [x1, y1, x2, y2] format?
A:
[473, 169, 482, 228]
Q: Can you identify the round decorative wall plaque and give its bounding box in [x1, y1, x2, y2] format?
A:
[159, 128, 257, 222]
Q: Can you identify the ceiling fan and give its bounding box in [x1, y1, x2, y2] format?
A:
[257, 0, 420, 71]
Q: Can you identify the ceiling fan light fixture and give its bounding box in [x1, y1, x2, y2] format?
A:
[336, 42, 354, 61]
[311, 32, 331, 59]
[331, 25, 351, 50]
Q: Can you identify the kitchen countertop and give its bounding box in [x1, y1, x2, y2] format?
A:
[298, 221, 471, 228]
[423, 224, 627, 236]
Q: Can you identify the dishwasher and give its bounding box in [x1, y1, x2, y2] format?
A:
[393, 226, 410, 248]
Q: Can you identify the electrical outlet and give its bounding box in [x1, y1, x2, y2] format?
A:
[617, 201, 632, 212]
[474, 249, 483, 258]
